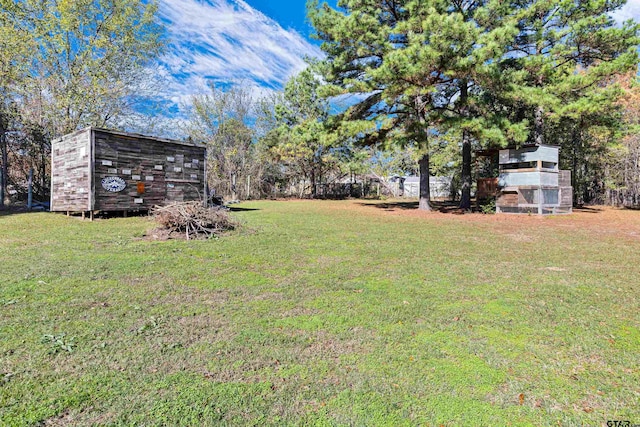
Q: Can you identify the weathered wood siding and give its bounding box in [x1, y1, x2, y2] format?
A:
[499, 145, 559, 164]
[559, 170, 572, 187]
[92, 129, 205, 211]
[477, 178, 499, 200]
[497, 190, 519, 208]
[50, 129, 91, 211]
[50, 127, 206, 212]
[559, 186, 573, 208]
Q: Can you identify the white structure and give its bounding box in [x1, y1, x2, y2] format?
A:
[496, 145, 572, 214]
[392, 176, 453, 199]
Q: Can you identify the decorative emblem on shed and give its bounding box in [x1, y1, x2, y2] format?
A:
[101, 176, 126, 192]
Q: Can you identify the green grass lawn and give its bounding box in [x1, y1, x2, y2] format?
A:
[1, 200, 638, 426]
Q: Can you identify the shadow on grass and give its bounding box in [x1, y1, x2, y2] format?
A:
[358, 200, 466, 213]
[0, 206, 49, 217]
[228, 206, 261, 212]
[361, 201, 615, 215]
[359, 201, 419, 210]
[573, 206, 604, 214]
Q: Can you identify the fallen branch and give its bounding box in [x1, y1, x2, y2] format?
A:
[152, 202, 239, 240]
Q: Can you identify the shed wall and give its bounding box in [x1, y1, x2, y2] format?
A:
[499, 171, 559, 187]
[92, 129, 205, 211]
[402, 176, 452, 199]
[50, 129, 91, 211]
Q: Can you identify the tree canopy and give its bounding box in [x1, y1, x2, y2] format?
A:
[309, 0, 639, 209]
[263, 67, 342, 198]
[15, 0, 164, 136]
[0, 0, 164, 206]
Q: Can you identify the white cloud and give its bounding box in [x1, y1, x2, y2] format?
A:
[138, 0, 640, 139]
[611, 0, 640, 23]
[152, 0, 323, 123]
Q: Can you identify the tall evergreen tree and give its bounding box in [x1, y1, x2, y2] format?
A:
[504, 0, 639, 203]
[310, 0, 638, 210]
[309, 0, 528, 210]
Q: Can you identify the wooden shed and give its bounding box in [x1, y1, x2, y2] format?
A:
[51, 127, 206, 216]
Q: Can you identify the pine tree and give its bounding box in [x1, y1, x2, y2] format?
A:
[309, 0, 528, 210]
[310, 0, 638, 210]
[510, 0, 638, 139]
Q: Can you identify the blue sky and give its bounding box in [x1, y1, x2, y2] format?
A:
[152, 0, 327, 123]
[243, 0, 321, 37]
[150, 0, 640, 128]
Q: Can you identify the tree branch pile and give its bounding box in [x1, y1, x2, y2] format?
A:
[152, 202, 238, 240]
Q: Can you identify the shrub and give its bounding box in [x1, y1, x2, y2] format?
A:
[479, 198, 496, 214]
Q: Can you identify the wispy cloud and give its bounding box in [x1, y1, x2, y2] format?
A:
[153, 0, 322, 116]
[143, 0, 639, 137]
[611, 0, 640, 23]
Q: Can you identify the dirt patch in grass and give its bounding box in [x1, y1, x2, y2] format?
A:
[337, 200, 640, 241]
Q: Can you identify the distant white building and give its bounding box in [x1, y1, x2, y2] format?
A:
[390, 176, 453, 199]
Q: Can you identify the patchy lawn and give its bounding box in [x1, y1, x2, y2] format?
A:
[1, 200, 639, 426]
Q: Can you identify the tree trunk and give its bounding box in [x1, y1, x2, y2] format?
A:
[0, 129, 7, 209]
[418, 154, 431, 211]
[27, 168, 33, 210]
[40, 149, 47, 201]
[459, 80, 472, 210]
[231, 173, 237, 201]
[459, 130, 472, 210]
[572, 121, 584, 207]
[534, 106, 544, 146]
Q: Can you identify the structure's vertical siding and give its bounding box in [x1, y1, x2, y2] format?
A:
[559, 170, 572, 187]
[89, 129, 96, 210]
[92, 129, 205, 211]
[559, 170, 573, 211]
[94, 131, 164, 210]
[50, 129, 91, 211]
[51, 127, 206, 212]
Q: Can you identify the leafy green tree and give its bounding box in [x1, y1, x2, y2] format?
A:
[613, 73, 640, 207]
[22, 0, 164, 135]
[0, 0, 164, 206]
[264, 68, 340, 198]
[578, 72, 640, 207]
[309, 0, 527, 210]
[336, 144, 372, 185]
[189, 83, 259, 201]
[0, 0, 34, 207]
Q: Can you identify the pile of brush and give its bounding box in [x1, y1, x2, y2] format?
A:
[152, 202, 238, 240]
